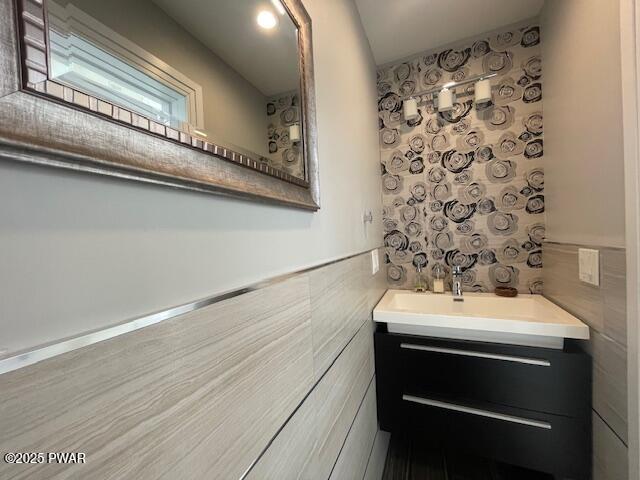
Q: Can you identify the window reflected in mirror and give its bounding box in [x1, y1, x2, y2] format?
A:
[46, 0, 305, 180]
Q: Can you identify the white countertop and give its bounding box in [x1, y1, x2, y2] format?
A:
[374, 290, 590, 348]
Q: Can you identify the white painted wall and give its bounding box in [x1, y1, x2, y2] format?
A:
[541, 0, 626, 248]
[355, 0, 543, 65]
[0, 0, 382, 355]
[543, 1, 634, 477]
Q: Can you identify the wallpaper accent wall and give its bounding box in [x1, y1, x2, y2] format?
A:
[378, 24, 544, 293]
[266, 93, 304, 179]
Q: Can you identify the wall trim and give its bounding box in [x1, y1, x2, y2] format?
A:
[543, 240, 626, 252]
[0, 246, 383, 376]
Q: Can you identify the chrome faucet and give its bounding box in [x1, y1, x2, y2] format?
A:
[451, 266, 464, 301]
[414, 264, 427, 293]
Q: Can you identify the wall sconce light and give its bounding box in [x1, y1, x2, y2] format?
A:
[474, 78, 492, 105]
[401, 73, 496, 117]
[289, 123, 301, 143]
[403, 97, 419, 121]
[438, 87, 455, 112]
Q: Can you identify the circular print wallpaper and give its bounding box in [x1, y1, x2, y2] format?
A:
[266, 93, 304, 179]
[378, 24, 543, 294]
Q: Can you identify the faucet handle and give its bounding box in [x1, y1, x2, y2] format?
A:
[452, 265, 462, 275]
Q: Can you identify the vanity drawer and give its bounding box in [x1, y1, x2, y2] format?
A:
[377, 332, 591, 418]
[399, 393, 591, 479]
[374, 331, 592, 479]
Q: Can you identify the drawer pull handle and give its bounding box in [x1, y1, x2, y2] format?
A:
[402, 394, 552, 430]
[400, 343, 551, 367]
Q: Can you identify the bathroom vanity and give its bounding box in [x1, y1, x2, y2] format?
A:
[373, 290, 592, 479]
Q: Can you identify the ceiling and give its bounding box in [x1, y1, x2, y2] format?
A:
[354, 0, 545, 65]
[152, 0, 299, 97]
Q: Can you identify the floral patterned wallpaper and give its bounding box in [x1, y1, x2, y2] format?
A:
[378, 24, 544, 293]
[266, 93, 304, 179]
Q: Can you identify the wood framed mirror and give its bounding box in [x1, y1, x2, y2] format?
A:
[0, 0, 320, 210]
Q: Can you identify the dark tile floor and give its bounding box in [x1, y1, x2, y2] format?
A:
[382, 434, 555, 480]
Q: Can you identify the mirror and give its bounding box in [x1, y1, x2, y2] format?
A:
[45, 0, 306, 180]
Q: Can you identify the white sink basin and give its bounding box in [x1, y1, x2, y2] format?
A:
[373, 290, 590, 349]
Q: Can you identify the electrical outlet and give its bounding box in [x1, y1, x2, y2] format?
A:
[578, 248, 600, 286]
[371, 250, 379, 275]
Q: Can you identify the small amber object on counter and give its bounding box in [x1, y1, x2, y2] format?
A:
[495, 286, 518, 297]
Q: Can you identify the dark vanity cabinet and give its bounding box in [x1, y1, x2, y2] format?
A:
[374, 330, 592, 479]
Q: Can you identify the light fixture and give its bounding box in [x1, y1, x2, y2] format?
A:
[474, 78, 492, 105]
[289, 123, 301, 143]
[271, 0, 286, 15]
[257, 10, 277, 29]
[400, 73, 496, 117]
[438, 87, 455, 112]
[403, 97, 419, 121]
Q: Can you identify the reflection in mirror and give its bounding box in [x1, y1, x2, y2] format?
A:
[46, 0, 305, 180]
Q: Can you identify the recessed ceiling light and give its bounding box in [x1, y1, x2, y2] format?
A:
[257, 10, 277, 29]
[271, 0, 286, 15]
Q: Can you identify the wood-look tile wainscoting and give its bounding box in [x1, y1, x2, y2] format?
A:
[543, 242, 628, 480]
[0, 249, 387, 480]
